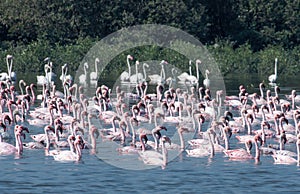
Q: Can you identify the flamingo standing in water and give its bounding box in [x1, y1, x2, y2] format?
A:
[0, 125, 29, 156]
[120, 55, 134, 82]
[52, 135, 84, 162]
[90, 58, 100, 85]
[268, 58, 278, 83]
[224, 134, 262, 163]
[148, 60, 167, 84]
[203, 69, 210, 89]
[79, 62, 89, 86]
[139, 135, 171, 169]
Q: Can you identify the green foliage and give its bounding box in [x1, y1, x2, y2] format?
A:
[0, 0, 299, 78]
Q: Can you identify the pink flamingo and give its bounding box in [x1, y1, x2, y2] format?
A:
[224, 135, 262, 162]
[52, 135, 84, 162]
[0, 125, 29, 156]
[139, 135, 171, 169]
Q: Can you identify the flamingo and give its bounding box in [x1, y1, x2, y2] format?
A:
[203, 69, 210, 89]
[139, 135, 171, 169]
[148, 60, 167, 84]
[268, 58, 278, 83]
[224, 134, 262, 162]
[52, 135, 84, 162]
[0, 125, 29, 156]
[129, 61, 143, 83]
[120, 55, 134, 82]
[79, 62, 89, 86]
[177, 60, 193, 82]
[90, 58, 99, 81]
[186, 129, 215, 158]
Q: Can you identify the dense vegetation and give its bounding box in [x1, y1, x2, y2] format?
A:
[0, 0, 299, 79]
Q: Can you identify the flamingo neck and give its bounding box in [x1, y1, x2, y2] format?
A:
[91, 131, 96, 150]
[207, 132, 215, 157]
[152, 131, 159, 150]
[15, 133, 22, 155]
[196, 62, 199, 80]
[223, 129, 229, 150]
[246, 118, 252, 135]
[127, 57, 131, 77]
[162, 144, 167, 168]
[274, 60, 277, 77]
[130, 120, 136, 144]
[297, 140, 300, 166]
[178, 131, 185, 150]
[95, 60, 98, 74]
[254, 141, 260, 161]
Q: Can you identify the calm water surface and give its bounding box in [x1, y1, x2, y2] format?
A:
[1, 72, 300, 193]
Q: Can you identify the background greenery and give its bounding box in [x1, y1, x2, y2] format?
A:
[0, 0, 299, 79]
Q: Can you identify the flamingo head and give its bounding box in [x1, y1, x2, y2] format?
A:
[6, 55, 13, 59]
[254, 135, 263, 146]
[196, 59, 201, 64]
[141, 133, 148, 144]
[160, 60, 168, 65]
[292, 90, 297, 97]
[224, 111, 233, 119]
[262, 121, 271, 129]
[224, 126, 232, 138]
[280, 130, 287, 144]
[127, 55, 133, 60]
[161, 135, 171, 145]
[259, 83, 265, 89]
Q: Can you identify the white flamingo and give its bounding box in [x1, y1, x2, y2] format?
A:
[52, 135, 84, 162]
[120, 55, 134, 82]
[139, 135, 171, 169]
[90, 58, 99, 81]
[203, 69, 210, 89]
[79, 62, 89, 86]
[268, 58, 278, 83]
[148, 60, 167, 84]
[129, 61, 144, 83]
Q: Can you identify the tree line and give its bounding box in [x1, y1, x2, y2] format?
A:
[0, 0, 299, 78]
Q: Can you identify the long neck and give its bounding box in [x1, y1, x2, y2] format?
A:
[161, 141, 167, 168]
[130, 121, 136, 144]
[297, 140, 300, 166]
[260, 125, 266, 146]
[207, 133, 215, 158]
[143, 64, 147, 79]
[246, 118, 252, 135]
[135, 63, 139, 83]
[223, 128, 229, 150]
[15, 133, 22, 155]
[294, 113, 299, 134]
[179, 131, 185, 150]
[45, 129, 51, 150]
[91, 132, 96, 150]
[196, 62, 199, 80]
[95, 60, 98, 74]
[152, 131, 159, 150]
[127, 57, 131, 76]
[75, 142, 82, 161]
[274, 60, 277, 76]
[260, 86, 264, 99]
[68, 138, 75, 153]
[254, 141, 260, 162]
[160, 65, 165, 79]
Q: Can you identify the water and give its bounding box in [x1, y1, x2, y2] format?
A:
[2, 72, 300, 193]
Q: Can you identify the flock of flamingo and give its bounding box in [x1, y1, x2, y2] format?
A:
[1, 54, 300, 169]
